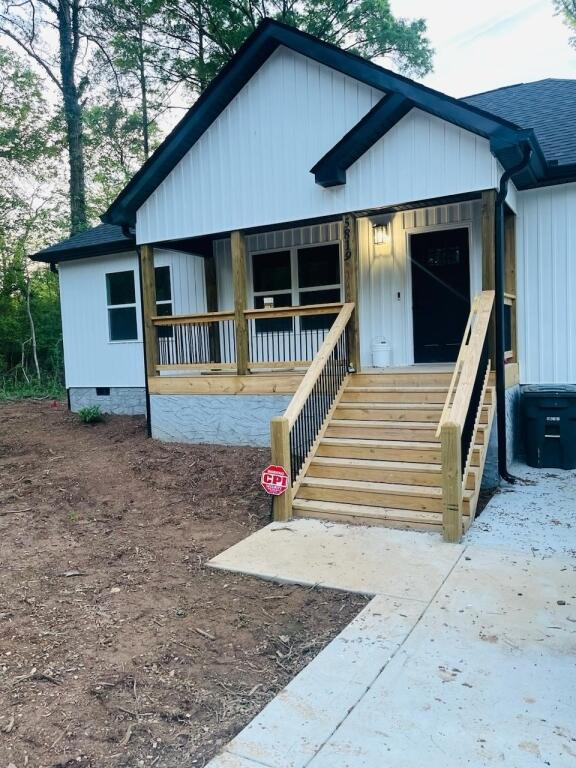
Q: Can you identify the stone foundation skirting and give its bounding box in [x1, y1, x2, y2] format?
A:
[69, 387, 146, 416]
[150, 393, 292, 446]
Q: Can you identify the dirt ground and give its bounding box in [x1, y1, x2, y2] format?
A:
[0, 400, 367, 768]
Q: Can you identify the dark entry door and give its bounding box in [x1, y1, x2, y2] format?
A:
[410, 228, 471, 363]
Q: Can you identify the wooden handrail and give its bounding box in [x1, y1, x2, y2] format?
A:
[438, 290, 494, 543]
[283, 303, 354, 429]
[151, 302, 344, 326]
[271, 302, 354, 521]
[152, 310, 234, 325]
[436, 290, 495, 437]
[245, 302, 343, 320]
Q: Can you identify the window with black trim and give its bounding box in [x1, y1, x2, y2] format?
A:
[155, 266, 173, 338]
[106, 270, 138, 341]
[251, 243, 341, 333]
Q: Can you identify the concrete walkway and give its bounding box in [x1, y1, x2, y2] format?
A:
[208, 465, 576, 768]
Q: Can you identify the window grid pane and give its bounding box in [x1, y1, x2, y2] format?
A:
[252, 251, 291, 292]
[155, 266, 172, 302]
[109, 307, 138, 341]
[107, 271, 136, 306]
[297, 244, 340, 288]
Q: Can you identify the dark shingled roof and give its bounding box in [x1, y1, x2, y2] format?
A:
[30, 223, 134, 263]
[463, 79, 576, 167]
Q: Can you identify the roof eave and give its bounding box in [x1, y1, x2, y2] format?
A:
[29, 239, 135, 264]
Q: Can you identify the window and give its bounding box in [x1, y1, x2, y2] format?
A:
[155, 266, 173, 338]
[297, 245, 340, 330]
[251, 244, 341, 333]
[106, 270, 137, 341]
[251, 250, 293, 333]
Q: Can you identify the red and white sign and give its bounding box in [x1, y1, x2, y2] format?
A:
[261, 464, 289, 496]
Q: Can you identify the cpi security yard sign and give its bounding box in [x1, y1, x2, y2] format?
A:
[261, 464, 289, 496]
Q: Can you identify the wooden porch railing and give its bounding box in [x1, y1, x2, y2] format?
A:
[436, 290, 495, 542]
[269, 303, 354, 521]
[151, 302, 344, 375]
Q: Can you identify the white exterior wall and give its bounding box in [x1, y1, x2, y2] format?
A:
[137, 46, 500, 244]
[517, 183, 576, 384]
[59, 249, 206, 388]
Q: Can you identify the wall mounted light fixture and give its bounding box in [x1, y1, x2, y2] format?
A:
[373, 222, 391, 245]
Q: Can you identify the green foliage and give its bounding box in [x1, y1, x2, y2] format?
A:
[555, 0, 576, 47]
[160, 0, 434, 95]
[78, 405, 104, 424]
[84, 100, 158, 218]
[0, 2, 434, 404]
[0, 377, 66, 401]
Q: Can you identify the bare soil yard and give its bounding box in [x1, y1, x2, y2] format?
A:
[0, 400, 366, 768]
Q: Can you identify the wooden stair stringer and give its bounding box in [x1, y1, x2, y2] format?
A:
[463, 380, 497, 530]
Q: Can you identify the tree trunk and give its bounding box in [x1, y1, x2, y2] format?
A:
[197, 1, 207, 91]
[137, 16, 150, 159]
[25, 270, 41, 381]
[58, 0, 88, 234]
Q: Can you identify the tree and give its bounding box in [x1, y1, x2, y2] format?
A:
[90, 0, 171, 159]
[158, 0, 433, 95]
[83, 99, 159, 217]
[555, 0, 576, 47]
[0, 47, 65, 385]
[0, 0, 90, 234]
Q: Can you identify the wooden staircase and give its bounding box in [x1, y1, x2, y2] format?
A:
[291, 368, 495, 533]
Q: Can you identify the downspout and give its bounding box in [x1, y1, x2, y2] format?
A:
[494, 144, 531, 482]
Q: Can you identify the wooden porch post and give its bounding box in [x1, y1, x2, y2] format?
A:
[204, 253, 221, 362]
[481, 189, 497, 363]
[270, 416, 292, 521]
[140, 244, 157, 379]
[342, 213, 361, 372]
[231, 230, 249, 376]
[441, 421, 463, 543]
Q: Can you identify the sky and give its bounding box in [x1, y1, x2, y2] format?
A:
[390, 0, 576, 96]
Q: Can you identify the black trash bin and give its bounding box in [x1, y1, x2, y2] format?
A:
[522, 385, 576, 470]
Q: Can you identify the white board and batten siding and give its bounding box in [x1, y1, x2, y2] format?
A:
[517, 183, 576, 384]
[59, 249, 206, 388]
[137, 46, 501, 244]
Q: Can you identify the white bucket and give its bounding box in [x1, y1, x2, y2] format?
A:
[371, 338, 391, 368]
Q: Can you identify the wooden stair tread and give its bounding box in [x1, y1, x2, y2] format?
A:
[311, 457, 442, 472]
[345, 386, 449, 393]
[321, 438, 441, 449]
[292, 498, 445, 525]
[329, 419, 437, 429]
[300, 476, 444, 497]
[337, 402, 443, 410]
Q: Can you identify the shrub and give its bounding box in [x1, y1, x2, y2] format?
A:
[78, 405, 104, 424]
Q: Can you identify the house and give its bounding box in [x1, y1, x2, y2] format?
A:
[31, 20, 576, 542]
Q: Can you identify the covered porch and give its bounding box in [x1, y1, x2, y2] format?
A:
[138, 191, 518, 542]
[140, 191, 518, 391]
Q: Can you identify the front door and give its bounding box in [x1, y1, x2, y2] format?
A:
[410, 228, 470, 363]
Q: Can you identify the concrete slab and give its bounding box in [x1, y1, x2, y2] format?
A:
[309, 549, 576, 768]
[209, 518, 464, 600]
[216, 596, 425, 768]
[207, 754, 264, 768]
[468, 464, 576, 558]
[207, 467, 576, 768]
